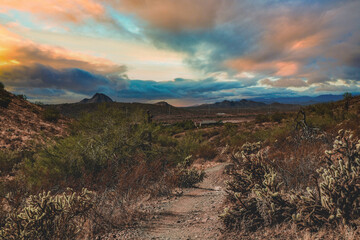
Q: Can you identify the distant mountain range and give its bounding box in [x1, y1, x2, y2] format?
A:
[251, 94, 353, 105]
[198, 99, 267, 109]
[80, 93, 113, 104]
[187, 99, 299, 112]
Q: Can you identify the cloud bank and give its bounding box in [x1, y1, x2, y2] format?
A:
[0, 0, 360, 104]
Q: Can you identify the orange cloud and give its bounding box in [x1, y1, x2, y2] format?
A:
[0, 0, 105, 23]
[0, 25, 126, 75]
[226, 58, 299, 78]
[116, 0, 233, 31]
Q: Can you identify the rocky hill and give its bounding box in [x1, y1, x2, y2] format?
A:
[80, 93, 113, 104]
[0, 89, 67, 150]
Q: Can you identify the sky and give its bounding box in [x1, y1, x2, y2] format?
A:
[0, 0, 359, 106]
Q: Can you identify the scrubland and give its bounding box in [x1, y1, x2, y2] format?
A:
[1, 84, 360, 239]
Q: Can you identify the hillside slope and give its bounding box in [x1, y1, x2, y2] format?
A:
[0, 89, 67, 150]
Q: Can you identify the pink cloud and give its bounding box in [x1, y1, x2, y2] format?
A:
[1, 0, 105, 24]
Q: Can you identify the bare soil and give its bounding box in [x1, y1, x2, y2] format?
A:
[105, 163, 229, 240]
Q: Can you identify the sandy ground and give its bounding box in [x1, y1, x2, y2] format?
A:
[106, 163, 229, 240]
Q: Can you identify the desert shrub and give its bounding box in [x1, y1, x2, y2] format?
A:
[0, 150, 21, 176]
[34, 101, 44, 106]
[23, 106, 188, 191]
[307, 114, 337, 130]
[223, 123, 238, 136]
[308, 102, 335, 117]
[0, 90, 11, 108]
[194, 142, 218, 160]
[17, 94, 27, 101]
[24, 107, 162, 189]
[0, 82, 4, 89]
[0, 188, 94, 240]
[161, 120, 196, 135]
[89, 188, 144, 237]
[255, 114, 271, 123]
[271, 112, 287, 123]
[173, 132, 203, 161]
[225, 122, 293, 148]
[173, 120, 196, 131]
[42, 108, 60, 122]
[177, 168, 206, 188]
[175, 156, 206, 188]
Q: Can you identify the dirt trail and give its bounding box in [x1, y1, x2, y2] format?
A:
[112, 163, 228, 240]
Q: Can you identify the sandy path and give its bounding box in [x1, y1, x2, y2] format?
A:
[110, 163, 228, 240]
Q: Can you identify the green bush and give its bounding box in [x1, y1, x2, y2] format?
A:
[42, 108, 60, 122]
[0, 82, 4, 89]
[17, 94, 27, 101]
[24, 107, 169, 189]
[177, 168, 206, 188]
[0, 188, 94, 240]
[255, 114, 271, 123]
[0, 91, 11, 108]
[271, 112, 287, 123]
[0, 150, 21, 176]
[176, 156, 206, 188]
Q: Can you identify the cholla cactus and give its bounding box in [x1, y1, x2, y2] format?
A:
[226, 142, 268, 200]
[317, 130, 360, 224]
[290, 187, 330, 229]
[292, 130, 360, 228]
[222, 142, 292, 231]
[0, 188, 95, 240]
[254, 168, 294, 226]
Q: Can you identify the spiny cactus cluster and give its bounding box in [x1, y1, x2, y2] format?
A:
[222, 130, 360, 232]
[293, 130, 360, 228]
[222, 154, 294, 231]
[0, 188, 95, 240]
[253, 168, 295, 226]
[226, 142, 268, 201]
[290, 188, 330, 229]
[221, 142, 289, 231]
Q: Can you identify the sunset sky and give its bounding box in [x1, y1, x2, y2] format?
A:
[0, 0, 359, 105]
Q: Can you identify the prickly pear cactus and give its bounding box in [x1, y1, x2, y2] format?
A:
[0, 188, 94, 240]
